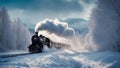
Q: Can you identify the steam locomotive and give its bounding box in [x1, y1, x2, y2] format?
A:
[28, 34, 70, 53]
[28, 35, 52, 53]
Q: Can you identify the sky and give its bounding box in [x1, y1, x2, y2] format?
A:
[0, 0, 96, 27]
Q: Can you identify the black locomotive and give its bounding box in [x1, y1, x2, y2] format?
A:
[28, 32, 52, 53]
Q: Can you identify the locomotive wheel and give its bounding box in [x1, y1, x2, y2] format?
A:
[28, 44, 43, 53]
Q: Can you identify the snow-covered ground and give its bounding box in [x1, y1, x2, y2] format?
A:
[0, 48, 120, 68]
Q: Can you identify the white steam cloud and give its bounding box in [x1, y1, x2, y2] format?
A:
[35, 19, 75, 38]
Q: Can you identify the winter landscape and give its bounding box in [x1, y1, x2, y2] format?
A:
[0, 0, 120, 68]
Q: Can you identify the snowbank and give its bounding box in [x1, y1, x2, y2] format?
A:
[0, 50, 119, 68]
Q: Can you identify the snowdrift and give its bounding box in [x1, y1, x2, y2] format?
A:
[0, 50, 119, 68]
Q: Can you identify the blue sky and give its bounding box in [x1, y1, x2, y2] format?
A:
[0, 0, 96, 26]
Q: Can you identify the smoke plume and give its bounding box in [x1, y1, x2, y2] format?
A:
[35, 19, 75, 38]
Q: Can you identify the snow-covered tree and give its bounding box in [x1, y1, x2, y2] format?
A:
[0, 7, 31, 51]
[111, 0, 120, 52]
[86, 0, 120, 51]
